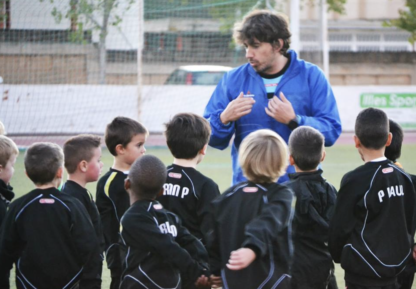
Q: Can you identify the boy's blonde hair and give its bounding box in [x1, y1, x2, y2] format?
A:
[239, 129, 288, 183]
[0, 135, 19, 167]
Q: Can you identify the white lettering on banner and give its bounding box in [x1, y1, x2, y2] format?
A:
[163, 183, 190, 198]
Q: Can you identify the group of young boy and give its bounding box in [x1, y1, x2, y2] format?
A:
[0, 107, 414, 289]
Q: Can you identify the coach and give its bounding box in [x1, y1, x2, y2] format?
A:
[203, 9, 342, 184]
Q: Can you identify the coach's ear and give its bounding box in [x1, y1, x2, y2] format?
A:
[289, 155, 295, 166]
[354, 135, 361, 148]
[386, 132, 392, 147]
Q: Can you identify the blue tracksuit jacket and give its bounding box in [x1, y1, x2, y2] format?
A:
[203, 50, 342, 184]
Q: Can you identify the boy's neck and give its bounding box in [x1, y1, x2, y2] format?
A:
[36, 179, 61, 190]
[294, 167, 318, 173]
[360, 147, 386, 163]
[112, 157, 131, 172]
[173, 157, 199, 168]
[68, 173, 87, 188]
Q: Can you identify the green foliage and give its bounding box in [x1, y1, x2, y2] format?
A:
[205, 0, 347, 32]
[383, 0, 416, 46]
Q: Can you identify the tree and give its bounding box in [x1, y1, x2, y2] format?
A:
[204, 0, 347, 31]
[45, 0, 135, 84]
[384, 0, 416, 51]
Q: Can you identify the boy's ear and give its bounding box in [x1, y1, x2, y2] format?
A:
[115, 144, 125, 156]
[199, 144, 208, 156]
[56, 167, 64, 179]
[124, 178, 131, 191]
[79, 160, 88, 173]
[354, 135, 361, 148]
[321, 150, 326, 162]
[156, 188, 164, 198]
[289, 155, 295, 166]
[386, 132, 393, 147]
[0, 164, 3, 174]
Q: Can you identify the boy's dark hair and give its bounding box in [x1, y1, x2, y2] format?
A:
[164, 113, 211, 159]
[288, 126, 324, 171]
[385, 119, 403, 162]
[128, 155, 167, 200]
[105, 117, 148, 156]
[24, 142, 64, 185]
[355, 108, 389, 150]
[233, 9, 291, 55]
[64, 134, 101, 174]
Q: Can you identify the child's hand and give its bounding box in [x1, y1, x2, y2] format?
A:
[210, 274, 223, 288]
[226, 248, 256, 270]
[195, 275, 210, 288]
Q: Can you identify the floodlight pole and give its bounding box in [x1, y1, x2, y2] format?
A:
[290, 0, 300, 53]
[320, 0, 330, 78]
[137, 0, 144, 122]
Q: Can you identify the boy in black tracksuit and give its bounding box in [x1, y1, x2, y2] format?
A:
[285, 126, 338, 289]
[0, 136, 18, 228]
[0, 142, 97, 289]
[62, 134, 105, 288]
[329, 108, 416, 289]
[157, 113, 220, 246]
[208, 129, 293, 289]
[96, 117, 148, 289]
[119, 155, 210, 289]
[385, 119, 416, 289]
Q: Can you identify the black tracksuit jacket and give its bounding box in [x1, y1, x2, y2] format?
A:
[119, 199, 209, 289]
[96, 168, 130, 279]
[0, 187, 97, 289]
[0, 179, 14, 229]
[286, 170, 337, 289]
[329, 159, 416, 287]
[62, 180, 104, 289]
[157, 164, 220, 245]
[208, 181, 294, 289]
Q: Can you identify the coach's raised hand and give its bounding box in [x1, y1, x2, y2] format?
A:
[265, 92, 296, 124]
[220, 92, 255, 125]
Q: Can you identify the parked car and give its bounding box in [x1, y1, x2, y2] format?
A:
[164, 65, 233, 85]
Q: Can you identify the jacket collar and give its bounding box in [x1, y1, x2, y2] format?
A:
[0, 179, 15, 202]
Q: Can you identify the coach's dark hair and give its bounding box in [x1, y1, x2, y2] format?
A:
[105, 117, 148, 156]
[288, 126, 324, 171]
[164, 113, 211, 159]
[355, 108, 389, 150]
[128, 155, 167, 199]
[24, 142, 64, 185]
[233, 9, 291, 55]
[385, 119, 403, 162]
[64, 134, 101, 174]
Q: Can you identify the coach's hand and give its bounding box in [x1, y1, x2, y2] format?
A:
[265, 92, 296, 124]
[220, 92, 255, 125]
[226, 248, 256, 270]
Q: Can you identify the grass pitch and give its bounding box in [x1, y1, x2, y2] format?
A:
[7, 143, 416, 288]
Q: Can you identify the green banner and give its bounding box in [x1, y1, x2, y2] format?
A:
[360, 93, 416, 108]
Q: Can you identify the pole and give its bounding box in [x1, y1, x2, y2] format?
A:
[137, 0, 144, 122]
[290, 0, 300, 53]
[320, 0, 329, 78]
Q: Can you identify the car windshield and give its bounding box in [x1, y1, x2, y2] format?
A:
[165, 69, 227, 85]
